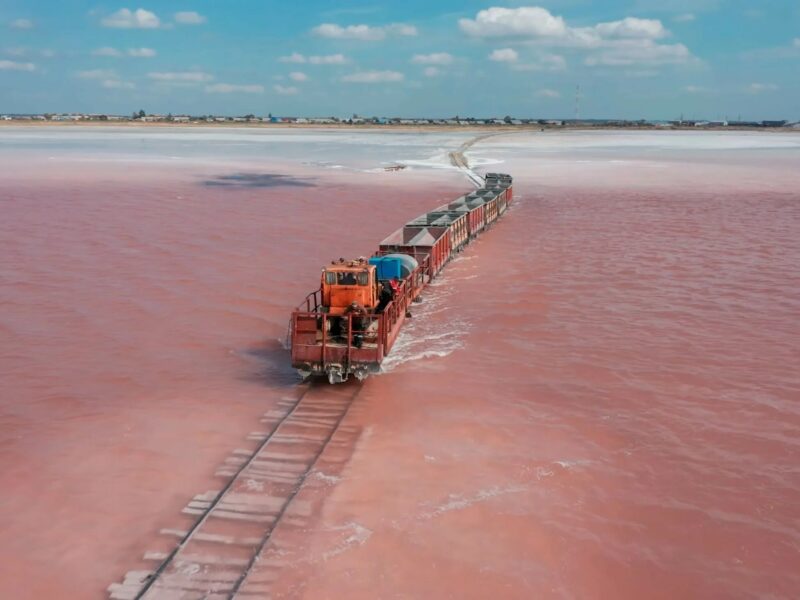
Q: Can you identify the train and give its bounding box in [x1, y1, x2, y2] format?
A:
[290, 173, 513, 383]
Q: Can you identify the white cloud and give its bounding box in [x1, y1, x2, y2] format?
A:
[77, 69, 116, 79]
[313, 24, 383, 40]
[540, 53, 566, 70]
[289, 71, 308, 82]
[412, 52, 453, 65]
[535, 89, 561, 98]
[92, 46, 156, 58]
[460, 6, 691, 68]
[461, 7, 669, 43]
[674, 13, 696, 22]
[460, 7, 567, 39]
[309, 53, 348, 65]
[148, 71, 213, 82]
[747, 83, 778, 94]
[342, 70, 404, 83]
[794, 38, 800, 48]
[624, 69, 659, 77]
[423, 66, 441, 77]
[278, 52, 348, 65]
[101, 8, 161, 29]
[585, 40, 691, 66]
[684, 85, 708, 93]
[279, 52, 306, 63]
[489, 48, 519, 62]
[206, 83, 264, 94]
[511, 53, 567, 71]
[92, 47, 123, 57]
[128, 47, 156, 57]
[594, 17, 668, 39]
[0, 59, 35, 71]
[174, 11, 206, 25]
[9, 47, 54, 59]
[10, 18, 34, 30]
[312, 22, 417, 40]
[274, 84, 299, 95]
[103, 79, 135, 89]
[387, 23, 418, 36]
[77, 70, 135, 90]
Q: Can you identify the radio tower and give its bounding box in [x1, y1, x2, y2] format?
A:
[574, 84, 581, 122]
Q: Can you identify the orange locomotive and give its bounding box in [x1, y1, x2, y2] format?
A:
[290, 173, 513, 383]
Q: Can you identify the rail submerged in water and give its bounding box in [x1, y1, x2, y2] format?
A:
[290, 172, 514, 383]
[109, 382, 364, 599]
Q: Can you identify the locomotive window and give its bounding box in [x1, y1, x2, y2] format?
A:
[337, 272, 357, 285]
[325, 272, 336, 285]
[357, 272, 369, 286]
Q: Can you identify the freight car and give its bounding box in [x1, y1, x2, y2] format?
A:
[290, 173, 513, 383]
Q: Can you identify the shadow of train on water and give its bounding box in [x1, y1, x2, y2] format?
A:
[238, 338, 303, 389]
[202, 173, 317, 189]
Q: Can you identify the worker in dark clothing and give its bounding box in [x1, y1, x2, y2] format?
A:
[343, 301, 367, 348]
[376, 280, 394, 313]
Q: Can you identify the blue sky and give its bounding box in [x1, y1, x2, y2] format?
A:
[1, 1, 798, 119]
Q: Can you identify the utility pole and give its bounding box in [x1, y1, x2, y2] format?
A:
[574, 84, 581, 121]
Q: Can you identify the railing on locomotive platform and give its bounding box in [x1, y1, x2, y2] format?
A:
[292, 309, 384, 371]
[291, 256, 428, 370]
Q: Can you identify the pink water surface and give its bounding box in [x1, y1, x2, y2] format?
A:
[1, 129, 799, 599]
[0, 146, 466, 597]
[244, 132, 800, 599]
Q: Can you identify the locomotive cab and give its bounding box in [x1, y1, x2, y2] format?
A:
[321, 259, 378, 315]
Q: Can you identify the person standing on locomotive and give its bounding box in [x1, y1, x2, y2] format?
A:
[376, 280, 394, 313]
[343, 300, 367, 348]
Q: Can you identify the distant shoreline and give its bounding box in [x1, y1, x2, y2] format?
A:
[1, 121, 798, 134]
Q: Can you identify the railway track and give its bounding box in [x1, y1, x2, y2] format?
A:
[109, 382, 362, 600]
[448, 132, 509, 187]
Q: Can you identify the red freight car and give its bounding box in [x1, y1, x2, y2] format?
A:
[379, 225, 451, 279]
[408, 210, 470, 252]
